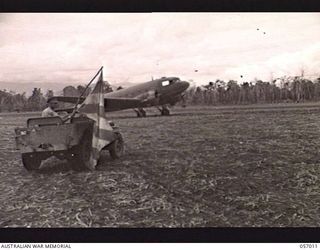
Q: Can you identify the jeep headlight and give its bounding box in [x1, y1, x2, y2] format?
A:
[108, 121, 115, 127]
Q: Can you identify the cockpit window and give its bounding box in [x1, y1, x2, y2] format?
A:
[162, 78, 180, 86]
[162, 80, 170, 86]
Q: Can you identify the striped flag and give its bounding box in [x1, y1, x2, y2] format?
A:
[78, 71, 114, 169]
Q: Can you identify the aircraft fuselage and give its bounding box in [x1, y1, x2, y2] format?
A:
[105, 77, 189, 111]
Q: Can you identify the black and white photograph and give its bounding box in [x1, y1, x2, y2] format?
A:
[0, 13, 320, 230]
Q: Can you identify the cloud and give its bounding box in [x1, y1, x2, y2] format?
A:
[267, 43, 320, 77]
[224, 42, 320, 82]
[0, 13, 319, 92]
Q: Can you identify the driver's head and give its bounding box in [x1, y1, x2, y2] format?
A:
[47, 98, 59, 110]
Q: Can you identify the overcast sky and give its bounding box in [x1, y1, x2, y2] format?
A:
[0, 13, 319, 94]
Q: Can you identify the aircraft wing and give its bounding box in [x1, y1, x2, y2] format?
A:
[104, 97, 142, 112]
[51, 96, 142, 112]
[50, 96, 85, 104]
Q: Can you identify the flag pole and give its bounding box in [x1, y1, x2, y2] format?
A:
[63, 66, 103, 123]
[78, 66, 103, 102]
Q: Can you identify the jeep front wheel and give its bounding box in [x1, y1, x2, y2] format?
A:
[70, 130, 95, 170]
[109, 133, 124, 159]
[22, 153, 42, 171]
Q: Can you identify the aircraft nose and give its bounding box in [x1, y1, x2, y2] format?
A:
[180, 81, 190, 91]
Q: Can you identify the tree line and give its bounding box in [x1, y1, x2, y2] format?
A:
[0, 88, 49, 112]
[0, 76, 319, 112]
[184, 76, 320, 105]
[0, 82, 113, 112]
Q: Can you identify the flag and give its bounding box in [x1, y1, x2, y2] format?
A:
[78, 70, 113, 169]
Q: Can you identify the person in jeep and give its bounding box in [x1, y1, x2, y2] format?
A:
[42, 98, 59, 117]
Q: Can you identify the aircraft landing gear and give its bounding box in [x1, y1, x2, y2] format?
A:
[158, 105, 170, 116]
[134, 108, 146, 117]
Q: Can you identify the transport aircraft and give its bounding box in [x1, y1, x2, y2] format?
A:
[53, 77, 190, 117]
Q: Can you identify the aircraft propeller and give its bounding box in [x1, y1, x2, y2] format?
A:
[139, 90, 161, 106]
[181, 93, 187, 108]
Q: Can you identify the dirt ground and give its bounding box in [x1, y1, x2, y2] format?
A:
[1, 103, 320, 227]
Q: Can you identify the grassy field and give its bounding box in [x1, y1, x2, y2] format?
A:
[1, 103, 320, 227]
